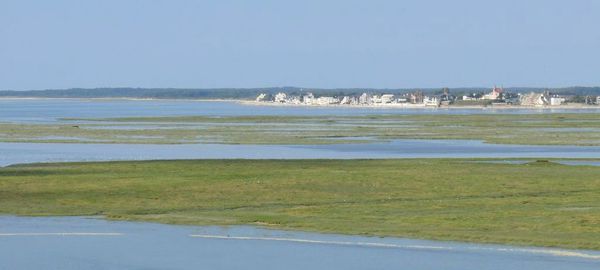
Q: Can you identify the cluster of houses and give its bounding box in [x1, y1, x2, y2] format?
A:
[462, 87, 568, 106]
[255, 89, 454, 106]
[255, 86, 600, 107]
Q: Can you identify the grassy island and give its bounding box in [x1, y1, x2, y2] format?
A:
[1, 113, 600, 145]
[1, 158, 600, 250]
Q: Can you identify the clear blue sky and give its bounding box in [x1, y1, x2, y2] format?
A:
[1, 0, 599, 90]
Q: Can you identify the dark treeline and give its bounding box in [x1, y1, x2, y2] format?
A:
[1, 86, 599, 100]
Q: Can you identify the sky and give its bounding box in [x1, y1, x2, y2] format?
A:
[1, 0, 599, 90]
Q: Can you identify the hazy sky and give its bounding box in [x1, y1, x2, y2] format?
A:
[1, 0, 599, 90]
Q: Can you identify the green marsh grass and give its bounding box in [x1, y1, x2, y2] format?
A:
[1, 159, 600, 249]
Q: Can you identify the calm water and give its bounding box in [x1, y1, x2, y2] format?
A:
[2, 140, 600, 167]
[2, 98, 600, 123]
[1, 99, 599, 166]
[1, 216, 599, 270]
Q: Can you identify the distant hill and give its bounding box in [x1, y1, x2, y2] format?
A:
[1, 86, 599, 100]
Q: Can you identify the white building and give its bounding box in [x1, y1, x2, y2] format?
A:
[316, 96, 339, 105]
[287, 96, 302, 104]
[462, 95, 479, 101]
[256, 93, 269, 102]
[358, 93, 371, 104]
[482, 86, 503, 100]
[550, 97, 566, 106]
[274, 92, 287, 103]
[520, 92, 548, 106]
[597, 96, 600, 105]
[371, 95, 382, 104]
[339, 96, 351, 105]
[302, 93, 315, 105]
[381, 94, 395, 104]
[423, 96, 440, 106]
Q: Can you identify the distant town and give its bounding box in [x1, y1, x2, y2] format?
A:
[255, 86, 600, 107]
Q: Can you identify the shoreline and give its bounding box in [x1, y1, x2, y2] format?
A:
[1, 97, 599, 109]
[3, 214, 600, 258]
[241, 100, 600, 110]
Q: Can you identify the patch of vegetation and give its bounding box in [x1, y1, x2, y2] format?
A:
[2, 113, 600, 145]
[1, 159, 600, 250]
